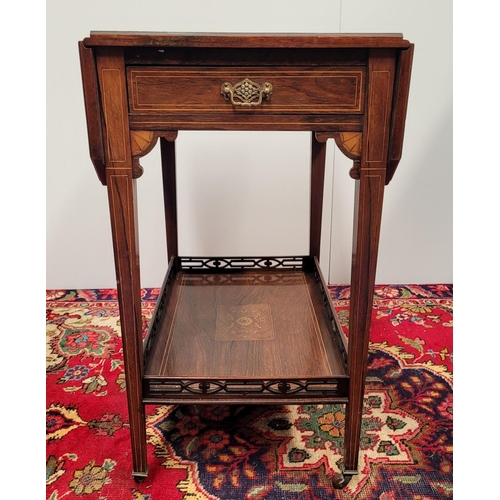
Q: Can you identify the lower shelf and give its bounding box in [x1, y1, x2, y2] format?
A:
[142, 256, 349, 404]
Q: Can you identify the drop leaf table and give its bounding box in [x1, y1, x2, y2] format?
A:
[79, 32, 413, 489]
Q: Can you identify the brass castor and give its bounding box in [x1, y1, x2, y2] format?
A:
[331, 472, 353, 489]
[132, 466, 149, 483]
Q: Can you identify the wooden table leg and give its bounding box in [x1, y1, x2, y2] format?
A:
[337, 49, 396, 486]
[342, 171, 386, 479]
[106, 171, 148, 481]
[160, 136, 179, 262]
[97, 47, 148, 480]
[310, 132, 327, 259]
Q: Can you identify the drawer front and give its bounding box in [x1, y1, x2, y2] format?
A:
[127, 67, 365, 115]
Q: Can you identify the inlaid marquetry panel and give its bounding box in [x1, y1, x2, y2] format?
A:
[216, 304, 275, 341]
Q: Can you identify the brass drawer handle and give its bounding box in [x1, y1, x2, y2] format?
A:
[221, 78, 273, 107]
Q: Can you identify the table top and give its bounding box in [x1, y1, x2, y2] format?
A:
[79, 31, 413, 185]
[82, 31, 411, 49]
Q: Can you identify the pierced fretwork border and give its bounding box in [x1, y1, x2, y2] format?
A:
[143, 258, 176, 361]
[144, 377, 348, 399]
[179, 256, 306, 271]
[311, 263, 349, 371]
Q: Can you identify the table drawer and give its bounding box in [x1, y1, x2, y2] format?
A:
[127, 67, 365, 115]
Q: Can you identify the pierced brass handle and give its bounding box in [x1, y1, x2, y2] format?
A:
[221, 78, 273, 107]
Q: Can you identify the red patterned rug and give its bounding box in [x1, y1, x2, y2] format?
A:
[46, 284, 452, 499]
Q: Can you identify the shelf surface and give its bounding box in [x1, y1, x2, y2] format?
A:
[144, 262, 347, 383]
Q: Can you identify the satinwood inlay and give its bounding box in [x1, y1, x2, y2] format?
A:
[216, 304, 275, 341]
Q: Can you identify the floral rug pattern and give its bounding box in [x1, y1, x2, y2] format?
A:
[46, 285, 452, 499]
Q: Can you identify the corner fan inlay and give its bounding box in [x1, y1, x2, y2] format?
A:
[316, 132, 362, 179]
[130, 131, 178, 178]
[130, 131, 157, 157]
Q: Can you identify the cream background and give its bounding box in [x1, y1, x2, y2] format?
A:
[46, 0, 452, 288]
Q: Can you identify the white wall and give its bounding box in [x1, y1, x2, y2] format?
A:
[46, 0, 452, 289]
[329, 0, 453, 285]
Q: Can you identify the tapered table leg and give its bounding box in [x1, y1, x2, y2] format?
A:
[342, 171, 386, 479]
[339, 49, 396, 484]
[160, 136, 179, 262]
[106, 170, 148, 480]
[96, 47, 148, 480]
[310, 132, 327, 259]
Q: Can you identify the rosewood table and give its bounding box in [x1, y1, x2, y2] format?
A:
[79, 32, 413, 489]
